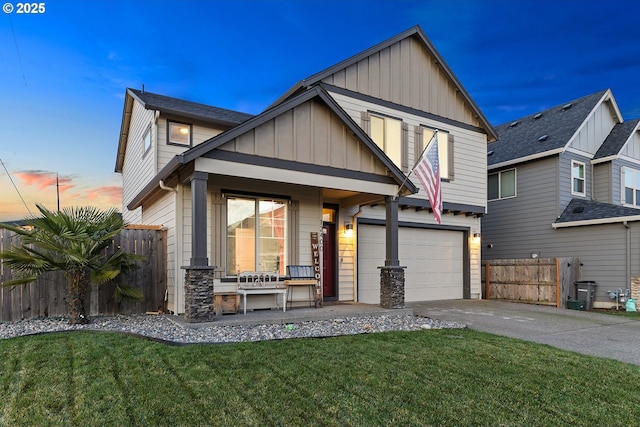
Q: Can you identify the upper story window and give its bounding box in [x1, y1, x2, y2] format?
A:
[370, 113, 402, 168]
[623, 167, 640, 207]
[419, 127, 453, 180]
[227, 196, 287, 276]
[571, 160, 586, 196]
[488, 168, 516, 200]
[143, 125, 152, 153]
[167, 120, 192, 146]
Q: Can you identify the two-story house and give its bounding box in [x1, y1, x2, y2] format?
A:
[115, 26, 496, 316]
[483, 88, 640, 308]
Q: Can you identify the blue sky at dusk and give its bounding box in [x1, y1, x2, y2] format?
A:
[1, 0, 639, 221]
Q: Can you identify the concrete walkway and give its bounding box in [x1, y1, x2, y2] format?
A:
[408, 299, 640, 366]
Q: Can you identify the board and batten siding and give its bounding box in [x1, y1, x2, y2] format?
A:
[218, 99, 385, 176]
[320, 35, 481, 128]
[620, 128, 640, 158]
[121, 100, 155, 224]
[568, 99, 618, 155]
[328, 90, 487, 209]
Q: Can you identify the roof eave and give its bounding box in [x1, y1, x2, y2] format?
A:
[115, 90, 135, 172]
[553, 215, 640, 229]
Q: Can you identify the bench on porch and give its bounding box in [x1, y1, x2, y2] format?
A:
[284, 265, 320, 309]
[237, 271, 287, 314]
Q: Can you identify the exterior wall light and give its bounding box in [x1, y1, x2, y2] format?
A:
[344, 222, 354, 237]
[471, 232, 481, 244]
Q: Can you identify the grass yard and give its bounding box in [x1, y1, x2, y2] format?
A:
[1, 329, 639, 427]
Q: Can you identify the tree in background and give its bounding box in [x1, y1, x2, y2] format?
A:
[0, 205, 144, 324]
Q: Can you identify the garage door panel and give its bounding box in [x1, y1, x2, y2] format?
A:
[358, 225, 463, 303]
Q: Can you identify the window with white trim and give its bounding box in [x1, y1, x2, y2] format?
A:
[370, 113, 402, 167]
[488, 168, 516, 200]
[622, 167, 640, 207]
[167, 120, 192, 146]
[227, 196, 287, 276]
[571, 160, 586, 196]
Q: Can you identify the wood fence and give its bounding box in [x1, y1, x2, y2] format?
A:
[482, 258, 581, 308]
[0, 227, 166, 321]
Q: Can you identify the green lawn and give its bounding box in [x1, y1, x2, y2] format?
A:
[1, 329, 639, 426]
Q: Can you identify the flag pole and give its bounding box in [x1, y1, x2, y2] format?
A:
[395, 129, 438, 197]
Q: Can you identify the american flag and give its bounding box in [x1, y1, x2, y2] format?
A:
[414, 135, 442, 223]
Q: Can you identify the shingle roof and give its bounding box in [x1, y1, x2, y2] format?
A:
[128, 88, 254, 126]
[555, 198, 640, 224]
[487, 89, 609, 167]
[594, 118, 640, 159]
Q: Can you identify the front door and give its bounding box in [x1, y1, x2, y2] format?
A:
[322, 206, 338, 301]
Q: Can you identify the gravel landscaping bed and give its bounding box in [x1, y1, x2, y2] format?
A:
[0, 314, 466, 344]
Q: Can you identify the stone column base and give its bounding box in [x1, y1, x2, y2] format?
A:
[632, 277, 640, 300]
[379, 266, 406, 309]
[182, 265, 216, 323]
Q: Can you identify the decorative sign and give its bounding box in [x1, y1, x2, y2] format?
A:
[310, 232, 322, 299]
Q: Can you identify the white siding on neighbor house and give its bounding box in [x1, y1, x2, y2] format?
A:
[121, 100, 155, 224]
[568, 99, 618, 155]
[156, 118, 228, 173]
[329, 91, 488, 210]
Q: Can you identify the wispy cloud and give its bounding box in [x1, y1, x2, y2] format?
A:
[14, 170, 75, 193]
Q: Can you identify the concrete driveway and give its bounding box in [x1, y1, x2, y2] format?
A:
[407, 299, 640, 366]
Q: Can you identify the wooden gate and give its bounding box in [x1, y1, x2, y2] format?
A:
[482, 258, 581, 308]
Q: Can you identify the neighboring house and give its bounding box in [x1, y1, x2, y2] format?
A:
[115, 26, 496, 315]
[483, 88, 640, 307]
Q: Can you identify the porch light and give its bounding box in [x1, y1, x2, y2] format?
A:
[344, 222, 354, 237]
[471, 232, 481, 244]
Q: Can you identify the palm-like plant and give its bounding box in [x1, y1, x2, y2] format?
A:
[0, 205, 144, 324]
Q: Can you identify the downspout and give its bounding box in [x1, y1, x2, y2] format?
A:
[159, 180, 179, 311]
[624, 221, 631, 295]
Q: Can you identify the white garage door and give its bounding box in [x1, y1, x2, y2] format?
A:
[358, 224, 464, 303]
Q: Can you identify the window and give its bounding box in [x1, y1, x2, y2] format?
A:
[571, 160, 585, 196]
[143, 125, 151, 153]
[488, 169, 516, 200]
[370, 113, 402, 167]
[167, 120, 191, 146]
[623, 167, 640, 207]
[227, 196, 287, 276]
[420, 127, 453, 180]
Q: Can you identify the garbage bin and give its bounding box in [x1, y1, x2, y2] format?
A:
[574, 281, 597, 310]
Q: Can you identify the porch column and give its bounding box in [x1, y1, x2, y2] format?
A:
[182, 171, 215, 322]
[190, 171, 208, 266]
[380, 196, 405, 308]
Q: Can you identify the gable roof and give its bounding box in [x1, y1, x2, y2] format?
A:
[488, 89, 610, 168]
[115, 89, 253, 172]
[553, 198, 640, 228]
[126, 85, 417, 210]
[269, 25, 497, 142]
[593, 118, 640, 160]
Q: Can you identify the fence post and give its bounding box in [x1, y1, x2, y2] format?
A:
[485, 262, 491, 300]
